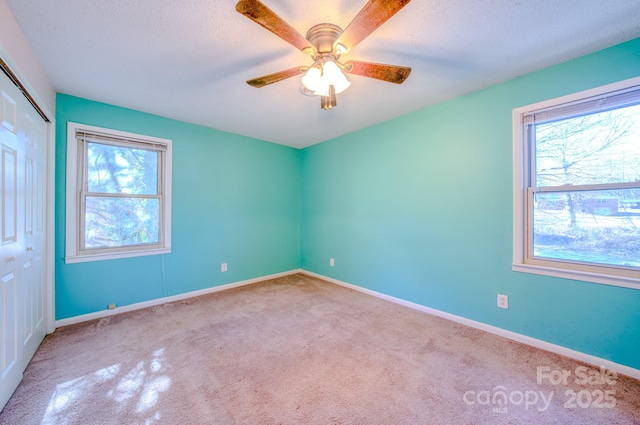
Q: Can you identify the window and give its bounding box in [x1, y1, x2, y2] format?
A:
[513, 77, 640, 289]
[66, 122, 172, 263]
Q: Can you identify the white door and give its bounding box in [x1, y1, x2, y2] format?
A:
[0, 73, 23, 410]
[21, 98, 47, 365]
[0, 69, 48, 410]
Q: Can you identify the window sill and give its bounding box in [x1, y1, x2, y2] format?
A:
[66, 247, 171, 264]
[512, 263, 640, 290]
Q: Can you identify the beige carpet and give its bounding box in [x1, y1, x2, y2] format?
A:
[1, 273, 639, 424]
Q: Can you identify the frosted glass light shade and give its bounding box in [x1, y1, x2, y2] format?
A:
[322, 61, 350, 94]
[301, 67, 323, 93]
[301, 59, 350, 97]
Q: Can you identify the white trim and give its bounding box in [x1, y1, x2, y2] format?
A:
[55, 269, 303, 328]
[513, 263, 640, 290]
[65, 122, 173, 263]
[302, 270, 640, 380]
[512, 107, 526, 267]
[512, 75, 640, 289]
[45, 120, 55, 333]
[65, 247, 172, 264]
[513, 75, 640, 117]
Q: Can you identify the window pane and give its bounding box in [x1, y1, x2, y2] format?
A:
[534, 103, 640, 187]
[85, 196, 159, 248]
[87, 142, 158, 194]
[533, 189, 640, 268]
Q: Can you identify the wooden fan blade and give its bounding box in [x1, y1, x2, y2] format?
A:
[236, 0, 312, 53]
[246, 66, 306, 88]
[335, 0, 411, 53]
[343, 61, 411, 84]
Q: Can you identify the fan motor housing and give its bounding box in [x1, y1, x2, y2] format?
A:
[306, 23, 343, 54]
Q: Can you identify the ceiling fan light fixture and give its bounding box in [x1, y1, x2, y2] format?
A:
[301, 65, 323, 93]
[301, 58, 350, 98]
[322, 60, 350, 94]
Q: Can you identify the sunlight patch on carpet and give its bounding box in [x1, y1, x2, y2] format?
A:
[41, 364, 121, 424]
[40, 348, 171, 424]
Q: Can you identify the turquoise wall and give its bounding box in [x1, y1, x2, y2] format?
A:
[56, 94, 301, 319]
[301, 38, 640, 369]
[56, 38, 640, 370]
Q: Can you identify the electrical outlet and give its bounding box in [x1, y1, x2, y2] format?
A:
[108, 303, 117, 310]
[497, 294, 509, 309]
[329, 258, 335, 267]
[221, 262, 227, 272]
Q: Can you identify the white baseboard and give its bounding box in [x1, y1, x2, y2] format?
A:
[55, 269, 304, 328]
[301, 270, 640, 381]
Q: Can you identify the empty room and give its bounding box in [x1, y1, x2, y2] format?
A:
[1, 0, 640, 423]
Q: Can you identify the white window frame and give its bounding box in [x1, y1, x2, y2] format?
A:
[66, 122, 172, 263]
[513, 76, 640, 290]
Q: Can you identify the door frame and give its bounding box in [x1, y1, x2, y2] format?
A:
[45, 117, 55, 333]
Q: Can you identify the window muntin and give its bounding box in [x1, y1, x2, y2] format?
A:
[66, 123, 172, 263]
[514, 77, 640, 288]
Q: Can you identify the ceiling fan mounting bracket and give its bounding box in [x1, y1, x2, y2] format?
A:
[305, 23, 343, 56]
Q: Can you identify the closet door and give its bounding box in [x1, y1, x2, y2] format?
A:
[21, 101, 47, 365]
[0, 70, 23, 410]
[0, 69, 47, 410]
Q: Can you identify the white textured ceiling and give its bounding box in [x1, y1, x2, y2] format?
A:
[6, 0, 640, 148]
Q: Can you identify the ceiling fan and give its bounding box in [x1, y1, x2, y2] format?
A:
[236, 0, 412, 110]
